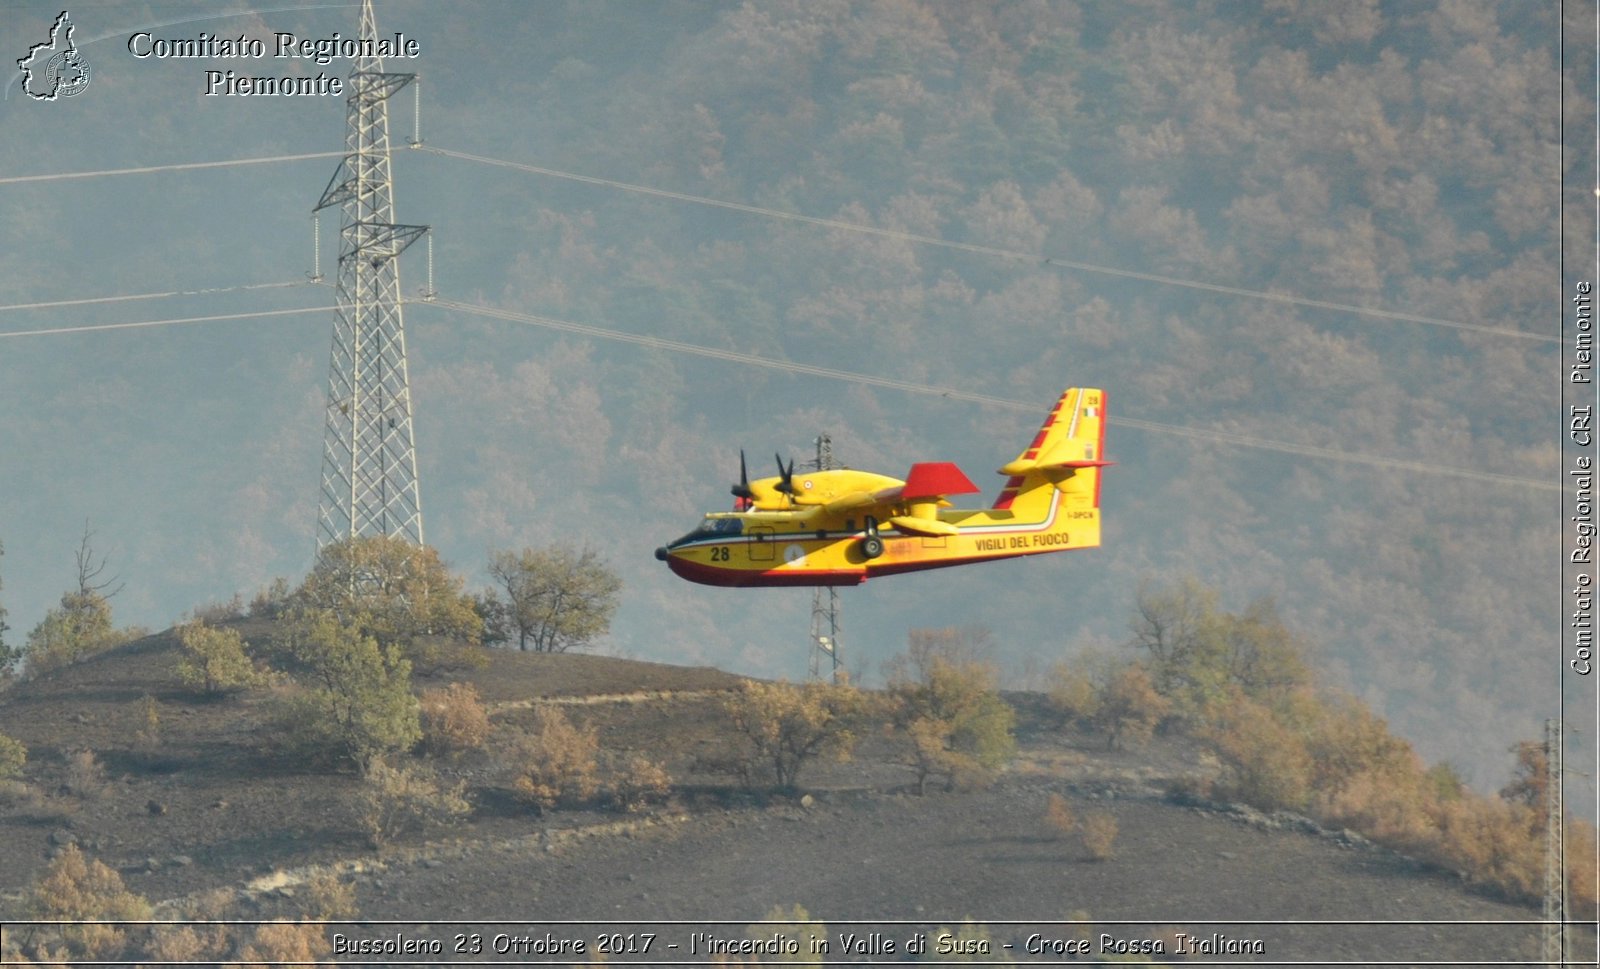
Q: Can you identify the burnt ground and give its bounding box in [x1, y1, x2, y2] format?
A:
[0, 626, 1588, 966]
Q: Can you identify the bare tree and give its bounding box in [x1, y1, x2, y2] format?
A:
[74, 521, 123, 601]
[1126, 577, 1212, 692]
[23, 524, 129, 677]
[882, 626, 995, 689]
[0, 538, 14, 676]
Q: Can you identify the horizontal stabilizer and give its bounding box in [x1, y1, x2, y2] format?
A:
[1000, 430, 1108, 475]
[901, 462, 980, 500]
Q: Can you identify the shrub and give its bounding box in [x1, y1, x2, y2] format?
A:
[0, 731, 26, 780]
[1201, 694, 1312, 811]
[888, 654, 1015, 794]
[512, 706, 601, 811]
[261, 685, 337, 765]
[610, 754, 672, 812]
[249, 576, 293, 618]
[419, 682, 491, 756]
[62, 750, 106, 800]
[1093, 662, 1170, 750]
[133, 693, 161, 750]
[145, 923, 225, 964]
[23, 592, 119, 677]
[1428, 796, 1542, 901]
[294, 536, 483, 664]
[727, 679, 862, 789]
[225, 921, 329, 968]
[25, 844, 152, 960]
[276, 609, 421, 768]
[1045, 662, 1100, 728]
[144, 888, 237, 964]
[1044, 793, 1076, 838]
[0, 778, 46, 814]
[900, 716, 959, 795]
[1080, 811, 1119, 861]
[191, 593, 245, 624]
[1569, 818, 1598, 917]
[355, 757, 471, 846]
[1305, 695, 1420, 799]
[175, 619, 265, 695]
[302, 870, 359, 921]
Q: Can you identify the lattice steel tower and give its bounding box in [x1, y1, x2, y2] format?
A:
[314, 0, 429, 549]
[807, 434, 843, 683]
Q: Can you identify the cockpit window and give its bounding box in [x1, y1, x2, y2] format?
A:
[670, 517, 744, 547]
[691, 518, 743, 539]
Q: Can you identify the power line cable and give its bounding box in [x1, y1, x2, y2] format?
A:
[0, 151, 345, 186]
[0, 142, 1554, 345]
[416, 144, 1557, 346]
[0, 288, 1554, 491]
[0, 280, 312, 315]
[421, 296, 1557, 494]
[0, 305, 333, 339]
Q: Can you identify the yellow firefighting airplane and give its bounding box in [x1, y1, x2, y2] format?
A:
[655, 387, 1108, 587]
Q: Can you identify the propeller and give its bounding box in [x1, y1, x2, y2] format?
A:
[731, 450, 755, 501]
[773, 453, 797, 495]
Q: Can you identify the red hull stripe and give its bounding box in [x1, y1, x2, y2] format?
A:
[994, 392, 1067, 508]
[992, 474, 1026, 511]
[666, 556, 866, 588]
[666, 531, 1089, 589]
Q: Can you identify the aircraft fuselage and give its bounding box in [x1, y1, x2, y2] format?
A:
[655, 491, 1099, 587]
[656, 386, 1109, 588]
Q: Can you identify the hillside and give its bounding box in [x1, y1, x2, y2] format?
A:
[0, 0, 1582, 804]
[0, 624, 1581, 966]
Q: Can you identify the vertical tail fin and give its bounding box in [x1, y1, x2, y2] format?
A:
[992, 388, 1108, 517]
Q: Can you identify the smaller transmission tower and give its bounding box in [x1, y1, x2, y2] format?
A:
[807, 434, 843, 683]
[314, 0, 430, 550]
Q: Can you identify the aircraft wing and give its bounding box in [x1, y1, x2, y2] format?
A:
[819, 486, 903, 516]
[735, 506, 826, 525]
[805, 462, 980, 515]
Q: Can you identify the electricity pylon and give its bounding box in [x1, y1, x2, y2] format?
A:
[807, 434, 843, 683]
[314, 0, 429, 549]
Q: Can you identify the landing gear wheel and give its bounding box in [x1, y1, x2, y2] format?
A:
[860, 535, 884, 560]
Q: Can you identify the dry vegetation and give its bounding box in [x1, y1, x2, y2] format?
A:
[1043, 792, 1118, 862]
[512, 706, 603, 811]
[886, 632, 1017, 794]
[726, 678, 865, 789]
[355, 757, 472, 847]
[1048, 580, 1599, 912]
[418, 681, 491, 756]
[0, 543, 1591, 963]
